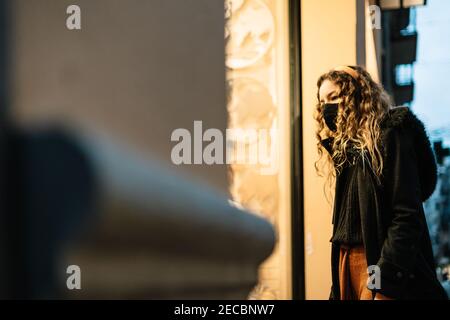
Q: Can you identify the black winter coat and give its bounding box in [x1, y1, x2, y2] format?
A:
[321, 106, 448, 300]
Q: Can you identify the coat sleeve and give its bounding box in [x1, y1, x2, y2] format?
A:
[373, 126, 427, 299]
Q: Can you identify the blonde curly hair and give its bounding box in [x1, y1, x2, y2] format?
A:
[314, 66, 393, 202]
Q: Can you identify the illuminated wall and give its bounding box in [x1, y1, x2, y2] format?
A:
[225, 0, 292, 299]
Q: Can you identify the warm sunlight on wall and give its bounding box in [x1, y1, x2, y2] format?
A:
[301, 0, 358, 300]
[226, 0, 292, 299]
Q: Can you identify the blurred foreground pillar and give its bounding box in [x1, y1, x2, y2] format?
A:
[4, 127, 275, 299]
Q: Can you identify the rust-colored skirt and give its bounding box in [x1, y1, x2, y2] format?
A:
[338, 244, 374, 300]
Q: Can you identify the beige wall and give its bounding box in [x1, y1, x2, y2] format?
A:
[301, 0, 358, 300]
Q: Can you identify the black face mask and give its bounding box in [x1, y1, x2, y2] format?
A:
[322, 103, 339, 132]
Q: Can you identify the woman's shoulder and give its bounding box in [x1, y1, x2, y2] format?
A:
[380, 106, 431, 150]
[380, 106, 424, 136]
[380, 106, 410, 129]
[379, 106, 437, 201]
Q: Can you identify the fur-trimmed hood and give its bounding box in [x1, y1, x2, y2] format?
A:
[380, 106, 437, 202]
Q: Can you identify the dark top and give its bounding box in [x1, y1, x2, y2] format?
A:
[329, 155, 364, 245]
[321, 138, 364, 246]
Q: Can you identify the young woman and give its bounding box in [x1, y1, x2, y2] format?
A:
[315, 65, 448, 300]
